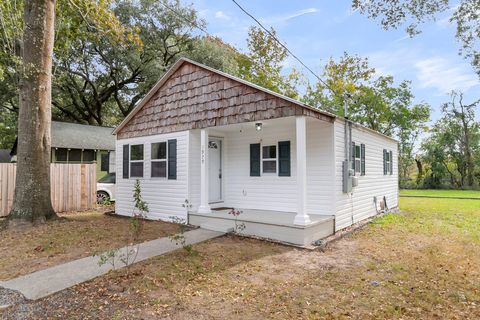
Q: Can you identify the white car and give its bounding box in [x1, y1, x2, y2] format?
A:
[97, 173, 116, 203]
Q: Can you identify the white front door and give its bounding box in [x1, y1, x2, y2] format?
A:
[208, 138, 222, 203]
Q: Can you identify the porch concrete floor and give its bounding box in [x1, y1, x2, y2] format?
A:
[189, 209, 335, 247]
[191, 208, 333, 228]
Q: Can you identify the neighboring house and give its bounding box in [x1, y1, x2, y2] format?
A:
[0, 149, 12, 163]
[112, 58, 398, 246]
[11, 121, 116, 180]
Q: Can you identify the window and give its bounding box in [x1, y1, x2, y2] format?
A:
[54, 148, 96, 163]
[100, 152, 109, 171]
[151, 142, 167, 178]
[55, 148, 68, 162]
[83, 150, 96, 163]
[389, 150, 393, 175]
[354, 144, 361, 174]
[262, 145, 277, 173]
[130, 144, 144, 177]
[384, 149, 391, 175]
[68, 149, 82, 162]
[352, 143, 366, 176]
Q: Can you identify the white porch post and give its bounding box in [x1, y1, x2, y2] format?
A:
[198, 129, 211, 213]
[294, 116, 311, 225]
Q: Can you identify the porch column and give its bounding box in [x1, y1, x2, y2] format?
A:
[294, 116, 311, 225]
[198, 129, 211, 214]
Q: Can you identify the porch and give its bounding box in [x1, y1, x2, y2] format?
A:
[188, 115, 336, 246]
[189, 208, 335, 247]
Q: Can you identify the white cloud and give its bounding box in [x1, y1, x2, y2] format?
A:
[261, 8, 319, 26]
[392, 35, 411, 43]
[214, 11, 231, 20]
[414, 57, 479, 93]
[436, 16, 452, 28]
[368, 48, 479, 95]
[368, 48, 417, 77]
[435, 4, 459, 28]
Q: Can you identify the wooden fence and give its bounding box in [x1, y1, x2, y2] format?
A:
[0, 163, 97, 217]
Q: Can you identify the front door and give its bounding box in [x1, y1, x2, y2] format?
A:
[208, 138, 222, 203]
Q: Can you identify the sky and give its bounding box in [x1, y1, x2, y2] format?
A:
[183, 0, 480, 122]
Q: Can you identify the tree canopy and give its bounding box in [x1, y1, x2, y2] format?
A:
[303, 52, 430, 136]
[236, 26, 301, 99]
[303, 53, 431, 185]
[351, 0, 480, 77]
[420, 92, 479, 188]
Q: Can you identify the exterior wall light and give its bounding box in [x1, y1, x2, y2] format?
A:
[255, 122, 262, 131]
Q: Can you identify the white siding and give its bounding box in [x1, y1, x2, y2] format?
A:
[334, 119, 399, 231]
[108, 151, 116, 173]
[187, 117, 336, 215]
[223, 119, 298, 212]
[115, 131, 189, 221]
[115, 116, 398, 229]
[306, 118, 336, 216]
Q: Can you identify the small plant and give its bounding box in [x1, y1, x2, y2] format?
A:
[168, 216, 194, 254]
[182, 199, 193, 211]
[99, 196, 112, 206]
[97, 179, 148, 273]
[228, 208, 246, 234]
[95, 249, 119, 269]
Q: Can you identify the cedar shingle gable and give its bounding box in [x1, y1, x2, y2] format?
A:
[117, 61, 332, 139]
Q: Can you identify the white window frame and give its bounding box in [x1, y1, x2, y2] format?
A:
[261, 144, 277, 175]
[385, 151, 391, 175]
[354, 144, 361, 175]
[130, 144, 144, 178]
[151, 141, 168, 179]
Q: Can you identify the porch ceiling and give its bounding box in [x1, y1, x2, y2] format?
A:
[206, 116, 297, 134]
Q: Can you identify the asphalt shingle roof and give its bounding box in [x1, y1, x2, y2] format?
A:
[51, 121, 115, 151]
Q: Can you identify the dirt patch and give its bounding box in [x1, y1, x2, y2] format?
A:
[1, 199, 479, 319]
[0, 209, 182, 280]
[3, 227, 478, 319]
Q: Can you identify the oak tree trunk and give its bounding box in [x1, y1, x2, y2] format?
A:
[8, 0, 57, 225]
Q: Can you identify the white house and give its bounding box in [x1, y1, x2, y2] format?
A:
[112, 58, 398, 246]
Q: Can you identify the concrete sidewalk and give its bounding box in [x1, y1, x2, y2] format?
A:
[0, 228, 223, 300]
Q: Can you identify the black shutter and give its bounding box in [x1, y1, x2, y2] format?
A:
[361, 144, 365, 176]
[351, 142, 356, 171]
[122, 144, 129, 179]
[389, 150, 393, 175]
[168, 139, 177, 180]
[278, 141, 291, 177]
[250, 143, 260, 176]
[383, 149, 387, 175]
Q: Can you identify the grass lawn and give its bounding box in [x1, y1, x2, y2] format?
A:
[0, 208, 180, 281]
[400, 188, 480, 199]
[2, 198, 480, 319]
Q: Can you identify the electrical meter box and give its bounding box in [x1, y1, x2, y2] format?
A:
[343, 161, 353, 193]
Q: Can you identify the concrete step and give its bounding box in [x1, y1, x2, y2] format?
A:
[191, 213, 335, 247]
[200, 222, 234, 233]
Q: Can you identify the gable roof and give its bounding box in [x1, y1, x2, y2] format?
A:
[12, 121, 116, 156]
[51, 121, 115, 150]
[113, 58, 336, 136]
[113, 57, 398, 143]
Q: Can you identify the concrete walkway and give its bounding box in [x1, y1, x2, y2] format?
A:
[0, 228, 223, 300]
